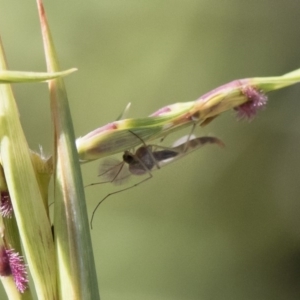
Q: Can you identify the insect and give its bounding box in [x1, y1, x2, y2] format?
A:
[89, 132, 224, 228]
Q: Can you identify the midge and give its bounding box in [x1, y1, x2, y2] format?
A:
[89, 132, 224, 228]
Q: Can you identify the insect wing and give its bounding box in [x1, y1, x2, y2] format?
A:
[98, 157, 131, 185]
[172, 134, 196, 147]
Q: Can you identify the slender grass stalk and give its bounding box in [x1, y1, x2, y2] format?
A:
[0, 37, 56, 298]
[37, 1, 100, 299]
[0, 69, 76, 83]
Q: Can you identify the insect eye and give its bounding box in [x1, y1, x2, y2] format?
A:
[123, 153, 134, 164]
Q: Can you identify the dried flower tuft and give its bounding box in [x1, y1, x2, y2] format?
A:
[235, 86, 268, 120]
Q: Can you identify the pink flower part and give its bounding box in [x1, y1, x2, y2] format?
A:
[235, 86, 268, 120]
[80, 122, 118, 141]
[0, 247, 11, 276]
[150, 106, 172, 116]
[6, 249, 29, 293]
[198, 80, 243, 103]
[0, 191, 13, 218]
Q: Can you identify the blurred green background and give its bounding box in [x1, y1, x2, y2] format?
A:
[1, 1, 300, 299]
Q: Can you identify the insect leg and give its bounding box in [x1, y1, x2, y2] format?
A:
[90, 173, 153, 229]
